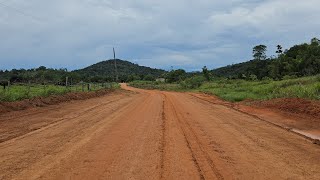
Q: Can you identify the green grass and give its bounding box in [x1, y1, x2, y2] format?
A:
[129, 81, 181, 91]
[129, 76, 320, 102]
[199, 76, 320, 102]
[0, 83, 118, 102]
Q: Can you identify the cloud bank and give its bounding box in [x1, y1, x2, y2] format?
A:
[1, 0, 320, 71]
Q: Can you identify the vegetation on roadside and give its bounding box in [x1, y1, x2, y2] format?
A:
[129, 81, 181, 91]
[0, 83, 118, 102]
[198, 75, 320, 102]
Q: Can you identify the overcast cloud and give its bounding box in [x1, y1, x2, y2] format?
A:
[1, 0, 320, 71]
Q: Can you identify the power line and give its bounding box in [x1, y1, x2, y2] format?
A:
[0, 1, 41, 22]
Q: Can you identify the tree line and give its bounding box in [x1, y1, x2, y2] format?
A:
[1, 38, 320, 86]
[0, 59, 166, 85]
[212, 37, 320, 80]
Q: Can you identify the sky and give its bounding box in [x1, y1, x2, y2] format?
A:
[0, 0, 320, 71]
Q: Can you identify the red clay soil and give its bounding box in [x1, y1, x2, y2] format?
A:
[247, 98, 320, 118]
[0, 89, 119, 114]
[189, 93, 320, 141]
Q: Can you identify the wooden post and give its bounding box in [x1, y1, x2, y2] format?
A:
[66, 77, 68, 88]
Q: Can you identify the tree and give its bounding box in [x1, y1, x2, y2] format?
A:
[36, 66, 47, 71]
[276, 45, 283, 57]
[165, 69, 186, 83]
[202, 66, 210, 81]
[253, 45, 267, 60]
[143, 74, 155, 81]
[311, 37, 320, 46]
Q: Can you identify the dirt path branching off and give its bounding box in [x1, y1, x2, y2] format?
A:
[0, 84, 319, 180]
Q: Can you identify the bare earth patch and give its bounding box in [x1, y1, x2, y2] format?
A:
[189, 93, 320, 142]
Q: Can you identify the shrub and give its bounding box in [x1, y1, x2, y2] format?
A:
[180, 76, 206, 89]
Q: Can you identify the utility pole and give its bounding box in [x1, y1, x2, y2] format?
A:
[113, 47, 119, 82]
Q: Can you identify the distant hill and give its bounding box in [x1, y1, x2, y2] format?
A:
[75, 59, 166, 82]
[211, 60, 272, 79]
[211, 38, 320, 80]
[0, 59, 166, 83]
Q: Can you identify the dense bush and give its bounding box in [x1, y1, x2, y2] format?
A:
[180, 76, 206, 89]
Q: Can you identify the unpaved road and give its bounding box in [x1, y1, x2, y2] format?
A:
[0, 84, 319, 179]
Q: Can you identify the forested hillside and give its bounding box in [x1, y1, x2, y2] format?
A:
[212, 38, 320, 80]
[75, 59, 166, 82]
[0, 59, 166, 84]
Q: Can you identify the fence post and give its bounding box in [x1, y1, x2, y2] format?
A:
[66, 77, 68, 88]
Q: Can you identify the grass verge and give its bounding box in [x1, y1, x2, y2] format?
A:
[0, 83, 119, 102]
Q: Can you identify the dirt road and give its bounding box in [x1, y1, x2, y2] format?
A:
[0, 84, 319, 179]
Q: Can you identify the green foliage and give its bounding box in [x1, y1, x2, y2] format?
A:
[0, 83, 118, 102]
[180, 76, 206, 89]
[126, 74, 140, 82]
[165, 69, 187, 83]
[253, 44, 267, 60]
[0, 59, 166, 84]
[129, 81, 180, 91]
[212, 38, 320, 80]
[75, 59, 165, 82]
[143, 74, 155, 81]
[202, 66, 211, 81]
[198, 76, 320, 102]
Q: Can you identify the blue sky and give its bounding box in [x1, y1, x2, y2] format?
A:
[0, 0, 320, 71]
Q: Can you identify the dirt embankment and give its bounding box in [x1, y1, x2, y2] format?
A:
[247, 98, 320, 118]
[0, 89, 120, 114]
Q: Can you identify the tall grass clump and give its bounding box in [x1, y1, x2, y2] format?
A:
[198, 75, 320, 102]
[0, 83, 116, 102]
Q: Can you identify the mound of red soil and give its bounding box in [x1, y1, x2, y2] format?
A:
[249, 98, 320, 118]
[0, 89, 116, 114]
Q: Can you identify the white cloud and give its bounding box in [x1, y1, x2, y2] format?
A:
[0, 0, 319, 70]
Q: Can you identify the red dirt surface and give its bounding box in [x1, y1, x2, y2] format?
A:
[0, 89, 118, 114]
[0, 84, 319, 179]
[189, 93, 320, 142]
[249, 98, 320, 118]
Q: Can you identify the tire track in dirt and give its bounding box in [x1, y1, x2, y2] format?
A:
[159, 99, 166, 179]
[173, 92, 320, 179]
[163, 93, 223, 180]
